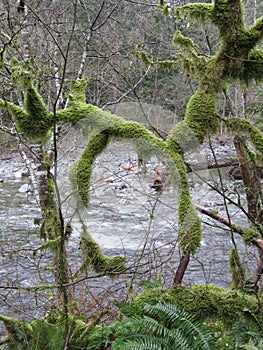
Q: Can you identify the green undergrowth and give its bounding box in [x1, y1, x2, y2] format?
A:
[0, 311, 116, 350]
[1, 284, 263, 349]
[115, 284, 263, 349]
[120, 284, 259, 323]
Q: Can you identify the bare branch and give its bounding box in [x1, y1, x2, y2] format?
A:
[196, 204, 263, 250]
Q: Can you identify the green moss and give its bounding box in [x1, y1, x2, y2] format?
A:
[110, 121, 165, 158]
[80, 235, 126, 277]
[243, 48, 263, 85]
[211, 0, 244, 38]
[132, 287, 169, 309]
[68, 77, 89, 105]
[170, 284, 258, 323]
[168, 152, 202, 253]
[0, 315, 33, 343]
[0, 83, 52, 141]
[56, 103, 98, 126]
[173, 30, 196, 49]
[133, 284, 259, 324]
[172, 31, 208, 78]
[242, 227, 260, 245]
[250, 15, 263, 39]
[184, 89, 218, 144]
[226, 117, 263, 155]
[75, 131, 109, 206]
[182, 90, 217, 144]
[173, 3, 213, 25]
[229, 248, 246, 290]
[110, 121, 164, 147]
[41, 175, 61, 242]
[170, 0, 263, 89]
[38, 237, 61, 252]
[73, 121, 166, 207]
[178, 200, 202, 253]
[166, 121, 200, 154]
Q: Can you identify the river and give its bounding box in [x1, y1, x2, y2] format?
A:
[0, 141, 259, 333]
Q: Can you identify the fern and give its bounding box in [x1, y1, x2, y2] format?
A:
[112, 302, 215, 350]
[144, 303, 214, 350]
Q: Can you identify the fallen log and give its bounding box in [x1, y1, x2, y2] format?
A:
[185, 157, 237, 172]
[150, 157, 238, 190]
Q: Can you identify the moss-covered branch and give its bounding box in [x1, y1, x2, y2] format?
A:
[172, 3, 213, 25]
[80, 234, 127, 277]
[74, 131, 110, 206]
[250, 15, 263, 38]
[0, 82, 52, 141]
[0, 315, 32, 344]
[3, 0, 263, 286]
[226, 117, 263, 155]
[196, 204, 262, 247]
[211, 0, 244, 37]
[168, 152, 202, 253]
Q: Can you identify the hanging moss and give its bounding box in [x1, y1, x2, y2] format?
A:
[172, 3, 212, 25]
[173, 30, 196, 49]
[38, 237, 61, 251]
[229, 248, 246, 291]
[168, 152, 202, 253]
[80, 235, 126, 277]
[75, 131, 110, 206]
[172, 31, 208, 79]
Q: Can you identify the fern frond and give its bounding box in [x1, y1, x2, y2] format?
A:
[122, 335, 163, 349]
[113, 302, 214, 350]
[143, 303, 214, 350]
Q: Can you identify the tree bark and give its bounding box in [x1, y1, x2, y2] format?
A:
[233, 136, 263, 222]
[233, 136, 263, 288]
[173, 252, 190, 286]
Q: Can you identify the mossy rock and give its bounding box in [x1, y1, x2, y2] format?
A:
[132, 284, 259, 325]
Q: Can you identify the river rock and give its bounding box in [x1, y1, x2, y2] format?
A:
[18, 183, 31, 193]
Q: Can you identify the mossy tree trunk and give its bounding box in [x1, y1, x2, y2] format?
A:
[233, 137, 263, 289]
[158, 0, 263, 287]
[11, 2, 73, 310]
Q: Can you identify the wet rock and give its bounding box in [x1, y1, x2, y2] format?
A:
[14, 170, 28, 178]
[18, 183, 31, 193]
